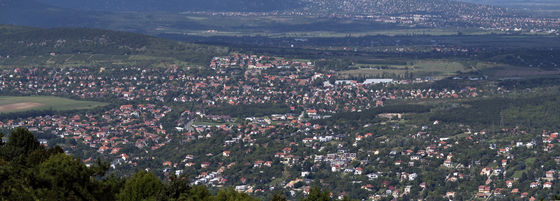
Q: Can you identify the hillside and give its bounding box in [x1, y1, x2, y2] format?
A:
[35, 0, 306, 12]
[0, 25, 229, 65]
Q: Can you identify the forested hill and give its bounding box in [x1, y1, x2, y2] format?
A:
[0, 25, 230, 65]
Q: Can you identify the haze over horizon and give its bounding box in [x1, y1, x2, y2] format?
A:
[30, 0, 560, 13]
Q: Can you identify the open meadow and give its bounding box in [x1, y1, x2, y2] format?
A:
[340, 60, 467, 79]
[0, 96, 109, 112]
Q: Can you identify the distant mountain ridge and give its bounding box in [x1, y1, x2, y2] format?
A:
[34, 0, 306, 12]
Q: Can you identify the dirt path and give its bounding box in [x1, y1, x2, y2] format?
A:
[65, 54, 75, 62]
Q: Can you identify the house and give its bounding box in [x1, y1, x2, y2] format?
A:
[530, 197, 536, 201]
[331, 165, 341, 172]
[355, 167, 363, 175]
[201, 162, 211, 168]
[494, 188, 503, 195]
[223, 151, 230, 157]
[544, 182, 552, 188]
[443, 159, 453, 167]
[337, 192, 347, 200]
[480, 167, 492, 176]
[475, 193, 488, 198]
[235, 185, 248, 192]
[530, 182, 539, 188]
[302, 138, 314, 143]
[367, 173, 380, 180]
[546, 170, 555, 178]
[410, 155, 422, 160]
[506, 180, 514, 188]
[408, 173, 418, 181]
[478, 185, 491, 194]
[306, 109, 317, 116]
[445, 192, 455, 198]
[493, 168, 503, 175]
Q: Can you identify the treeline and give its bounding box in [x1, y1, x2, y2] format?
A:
[431, 95, 560, 128]
[205, 103, 293, 118]
[355, 60, 408, 65]
[0, 128, 349, 201]
[430, 97, 520, 126]
[311, 105, 431, 125]
[499, 77, 560, 90]
[475, 48, 560, 69]
[0, 26, 229, 65]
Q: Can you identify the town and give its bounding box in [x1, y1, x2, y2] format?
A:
[0, 52, 557, 200]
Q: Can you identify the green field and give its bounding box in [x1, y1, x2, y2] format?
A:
[340, 60, 467, 79]
[0, 96, 109, 112]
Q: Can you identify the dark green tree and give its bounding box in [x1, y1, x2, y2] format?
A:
[301, 187, 331, 201]
[119, 171, 162, 201]
[0, 128, 43, 162]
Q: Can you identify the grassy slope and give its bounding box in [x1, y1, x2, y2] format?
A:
[340, 61, 467, 79]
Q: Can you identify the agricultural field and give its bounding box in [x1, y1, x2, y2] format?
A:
[340, 60, 467, 79]
[0, 96, 109, 112]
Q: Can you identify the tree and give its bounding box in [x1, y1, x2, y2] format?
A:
[119, 171, 162, 201]
[271, 191, 288, 201]
[215, 187, 257, 201]
[157, 174, 191, 201]
[34, 153, 121, 200]
[186, 185, 213, 201]
[0, 128, 43, 162]
[517, 162, 526, 170]
[301, 187, 331, 201]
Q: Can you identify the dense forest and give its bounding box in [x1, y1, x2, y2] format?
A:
[431, 94, 560, 129]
